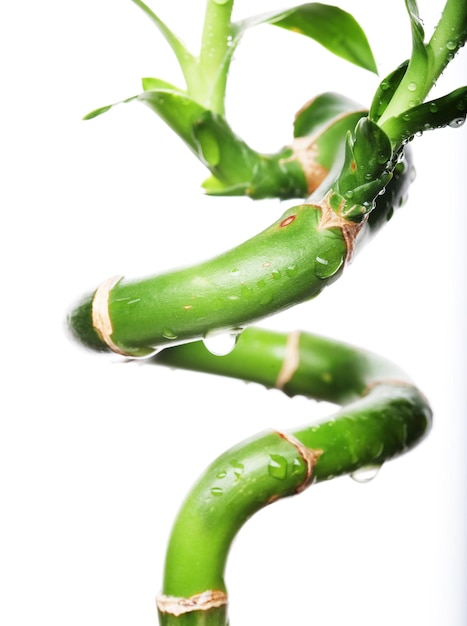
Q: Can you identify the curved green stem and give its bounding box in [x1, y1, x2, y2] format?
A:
[152, 326, 411, 403]
[68, 151, 413, 357]
[154, 329, 431, 626]
[427, 0, 467, 81]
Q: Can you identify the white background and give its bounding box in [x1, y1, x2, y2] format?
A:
[1, 1, 466, 625]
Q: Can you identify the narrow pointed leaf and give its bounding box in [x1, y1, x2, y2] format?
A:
[403, 0, 430, 94]
[84, 85, 205, 151]
[333, 118, 393, 217]
[381, 86, 467, 142]
[82, 78, 186, 121]
[141, 77, 186, 93]
[234, 3, 377, 73]
[369, 62, 409, 122]
[130, 0, 196, 80]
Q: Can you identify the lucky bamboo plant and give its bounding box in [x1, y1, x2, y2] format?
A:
[68, 1, 466, 624]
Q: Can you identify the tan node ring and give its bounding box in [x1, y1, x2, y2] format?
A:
[91, 275, 156, 358]
[156, 590, 228, 617]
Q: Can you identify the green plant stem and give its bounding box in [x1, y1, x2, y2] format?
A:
[155, 329, 431, 626]
[152, 327, 410, 403]
[196, 0, 235, 114]
[68, 153, 412, 356]
[428, 0, 467, 80]
[378, 0, 467, 139]
[131, 0, 235, 114]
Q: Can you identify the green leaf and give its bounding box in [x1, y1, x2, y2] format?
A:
[403, 0, 430, 95]
[294, 92, 364, 138]
[141, 77, 186, 93]
[382, 86, 467, 142]
[83, 84, 205, 152]
[369, 62, 409, 122]
[293, 92, 367, 181]
[233, 3, 377, 73]
[130, 0, 197, 83]
[334, 118, 393, 213]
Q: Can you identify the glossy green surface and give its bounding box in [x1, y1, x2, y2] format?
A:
[69, 204, 346, 355]
[163, 430, 311, 597]
[154, 327, 409, 404]
[68, 143, 413, 357]
[155, 329, 430, 625]
[159, 372, 430, 625]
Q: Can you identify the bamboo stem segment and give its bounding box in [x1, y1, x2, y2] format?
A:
[68, 152, 413, 356]
[153, 329, 431, 626]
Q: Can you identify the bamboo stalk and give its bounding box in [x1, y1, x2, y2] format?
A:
[153, 329, 431, 626]
[68, 151, 413, 357]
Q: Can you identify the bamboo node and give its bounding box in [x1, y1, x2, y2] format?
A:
[276, 431, 322, 492]
[156, 590, 228, 616]
[318, 192, 368, 262]
[288, 136, 328, 194]
[276, 330, 301, 390]
[91, 275, 131, 356]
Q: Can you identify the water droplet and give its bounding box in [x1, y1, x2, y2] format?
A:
[162, 328, 177, 340]
[210, 487, 224, 497]
[216, 470, 227, 479]
[446, 40, 457, 51]
[429, 102, 438, 114]
[129, 346, 160, 360]
[377, 152, 389, 165]
[380, 80, 390, 91]
[345, 190, 354, 199]
[314, 254, 344, 280]
[350, 464, 381, 484]
[268, 454, 288, 480]
[285, 265, 298, 278]
[292, 458, 304, 476]
[231, 461, 244, 480]
[408, 82, 417, 92]
[448, 117, 465, 128]
[271, 270, 281, 280]
[259, 293, 273, 306]
[402, 112, 411, 122]
[203, 329, 242, 356]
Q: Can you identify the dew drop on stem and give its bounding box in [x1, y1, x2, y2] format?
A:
[350, 464, 382, 484]
[203, 328, 243, 356]
[268, 454, 288, 480]
[448, 117, 465, 128]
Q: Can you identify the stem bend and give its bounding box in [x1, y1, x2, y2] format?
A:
[154, 329, 431, 626]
